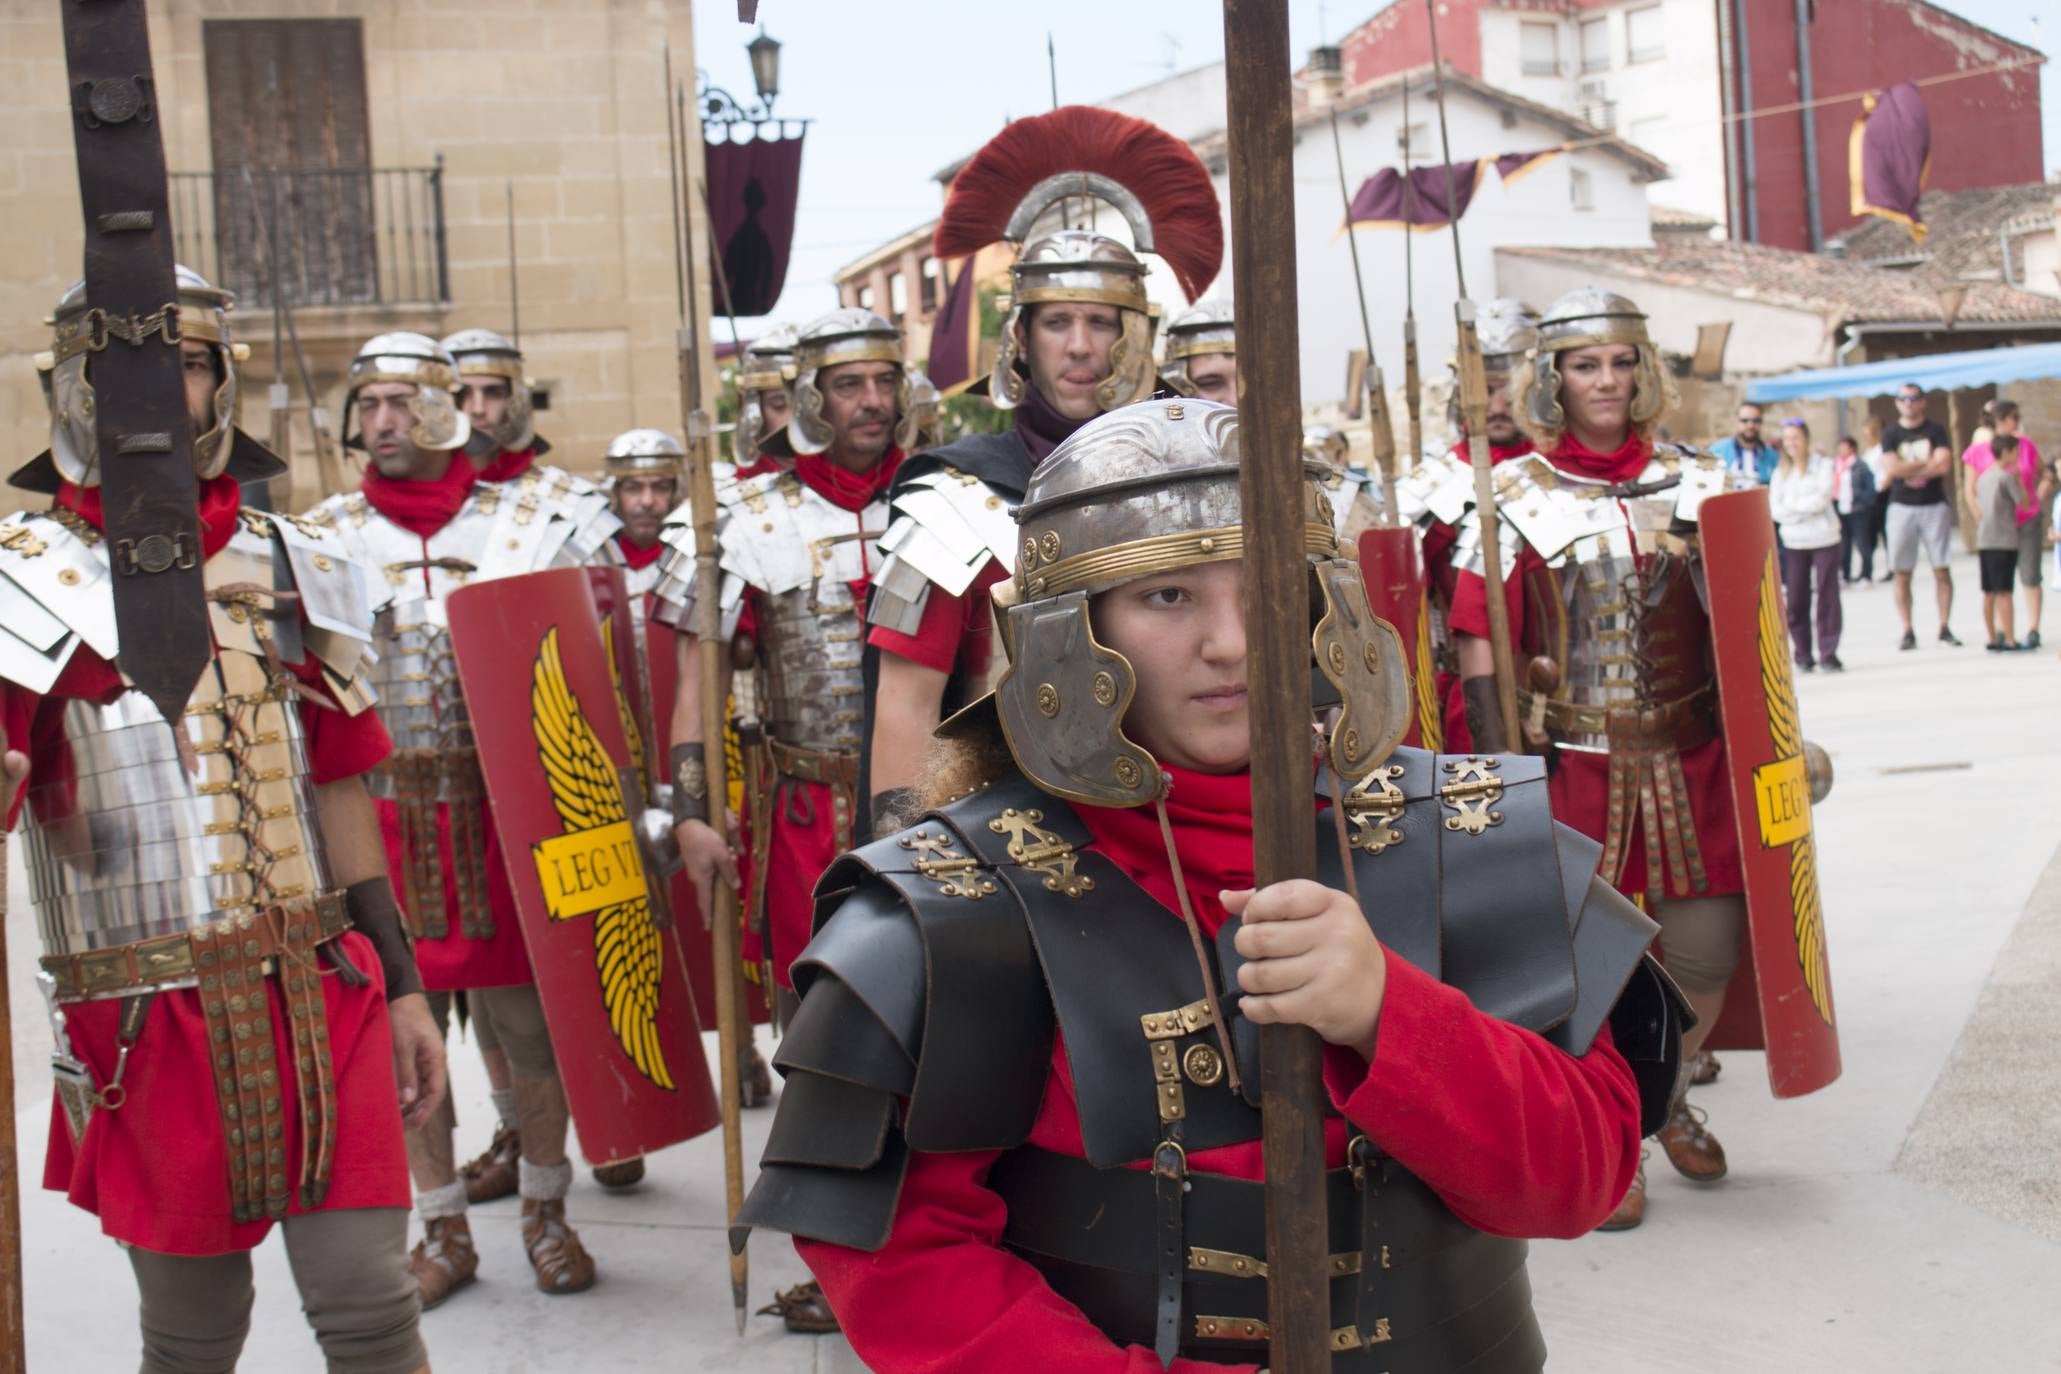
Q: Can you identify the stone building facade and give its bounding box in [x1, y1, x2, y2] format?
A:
[1, 0, 724, 511]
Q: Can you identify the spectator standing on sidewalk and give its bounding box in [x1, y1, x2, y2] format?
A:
[1834, 434, 1875, 584]
[1880, 384, 1960, 650]
[1963, 400, 2049, 650]
[1972, 433, 2028, 651]
[1859, 415, 1891, 581]
[1711, 401, 1776, 485]
[1771, 419, 1844, 671]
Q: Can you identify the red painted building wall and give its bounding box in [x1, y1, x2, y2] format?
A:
[1329, 0, 2044, 251]
[1735, 0, 2042, 250]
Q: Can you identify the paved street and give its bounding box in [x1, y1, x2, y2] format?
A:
[9, 548, 2060, 1372]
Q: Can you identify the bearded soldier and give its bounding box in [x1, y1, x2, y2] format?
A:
[1159, 298, 1238, 406]
[0, 271, 442, 1371]
[653, 306, 918, 1334]
[305, 333, 620, 1304]
[441, 328, 616, 560]
[732, 400, 1684, 1367]
[732, 324, 799, 477]
[864, 106, 1223, 835]
[1449, 289, 1840, 1229]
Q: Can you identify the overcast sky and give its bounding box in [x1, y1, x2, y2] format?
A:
[692, 0, 2056, 328]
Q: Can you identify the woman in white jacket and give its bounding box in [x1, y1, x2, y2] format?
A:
[1770, 417, 1844, 671]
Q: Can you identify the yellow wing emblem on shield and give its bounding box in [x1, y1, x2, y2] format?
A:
[1756, 553, 1833, 1026]
[531, 627, 675, 1090]
[1412, 590, 1443, 751]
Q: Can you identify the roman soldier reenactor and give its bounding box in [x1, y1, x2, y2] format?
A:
[1419, 296, 1538, 753]
[1, 270, 442, 1371]
[1159, 298, 1238, 406]
[1450, 288, 1841, 1229]
[865, 105, 1223, 837]
[653, 306, 918, 1334]
[441, 327, 617, 559]
[305, 332, 621, 1304]
[733, 399, 1685, 1368]
[732, 324, 799, 478]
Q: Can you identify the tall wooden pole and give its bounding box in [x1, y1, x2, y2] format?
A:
[1221, 3, 1329, 1368]
[1401, 79, 1424, 486]
[1424, 21, 1523, 749]
[0, 837, 24, 1374]
[1326, 105, 1399, 525]
[667, 43, 750, 1334]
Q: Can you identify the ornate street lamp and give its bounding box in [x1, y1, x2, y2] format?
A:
[746, 28, 781, 111]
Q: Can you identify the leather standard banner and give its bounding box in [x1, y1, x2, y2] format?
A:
[1358, 527, 1443, 751]
[1698, 487, 1841, 1098]
[448, 568, 720, 1160]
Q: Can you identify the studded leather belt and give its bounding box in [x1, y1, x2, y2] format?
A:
[44, 891, 353, 1224]
[1520, 685, 1716, 753]
[767, 737, 860, 790]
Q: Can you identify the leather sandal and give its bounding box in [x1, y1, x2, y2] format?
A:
[1598, 1153, 1646, 1232]
[1690, 1049, 1721, 1086]
[743, 1044, 775, 1109]
[522, 1197, 598, 1294]
[758, 1279, 840, 1334]
[460, 1123, 521, 1204]
[409, 1214, 480, 1310]
[590, 1156, 646, 1190]
[1658, 1100, 1728, 1182]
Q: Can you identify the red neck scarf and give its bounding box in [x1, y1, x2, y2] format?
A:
[796, 447, 904, 513]
[1550, 430, 1651, 484]
[1448, 437, 1537, 466]
[476, 446, 535, 483]
[357, 454, 478, 538]
[1015, 382, 1090, 463]
[57, 473, 244, 560]
[1075, 766, 1262, 940]
[613, 532, 668, 570]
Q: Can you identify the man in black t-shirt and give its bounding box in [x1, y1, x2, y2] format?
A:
[1880, 383, 1961, 650]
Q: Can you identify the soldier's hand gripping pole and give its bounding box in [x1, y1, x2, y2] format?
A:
[666, 42, 749, 1334]
[1223, 2, 1331, 1368]
[1426, 7, 1523, 751]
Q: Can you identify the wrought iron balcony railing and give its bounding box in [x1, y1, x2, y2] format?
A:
[169, 160, 450, 311]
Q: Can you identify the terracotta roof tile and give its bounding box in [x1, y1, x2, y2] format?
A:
[1829, 183, 2057, 281]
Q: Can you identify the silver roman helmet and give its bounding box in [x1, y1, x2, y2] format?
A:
[345, 332, 471, 452]
[905, 368, 943, 452]
[440, 327, 534, 452]
[785, 308, 913, 457]
[1520, 288, 1671, 435]
[733, 322, 798, 461]
[1447, 296, 1538, 432]
[930, 106, 1223, 415]
[1159, 298, 1236, 397]
[604, 427, 685, 478]
[955, 399, 1411, 807]
[38, 265, 246, 486]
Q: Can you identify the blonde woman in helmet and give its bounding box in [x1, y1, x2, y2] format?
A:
[731, 400, 1681, 1371]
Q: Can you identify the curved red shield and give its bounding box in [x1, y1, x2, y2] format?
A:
[447, 568, 721, 1160]
[1358, 528, 1444, 751]
[1699, 488, 1841, 1098]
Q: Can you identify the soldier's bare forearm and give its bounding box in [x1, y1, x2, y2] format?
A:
[315, 776, 424, 1001]
[667, 630, 734, 748]
[868, 653, 949, 831]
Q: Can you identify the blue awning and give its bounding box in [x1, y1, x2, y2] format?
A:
[1744, 341, 2061, 404]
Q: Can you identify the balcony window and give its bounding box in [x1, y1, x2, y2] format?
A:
[920, 257, 940, 312]
[1627, 6, 1665, 63]
[1580, 18, 1610, 73]
[889, 270, 909, 324]
[1519, 22, 1559, 77]
[1570, 166, 1595, 212]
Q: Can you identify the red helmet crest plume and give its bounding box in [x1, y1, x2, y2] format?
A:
[935, 105, 1223, 301]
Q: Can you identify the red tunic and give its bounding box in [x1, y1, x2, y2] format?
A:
[798, 768, 1643, 1371]
[7, 478, 411, 1254]
[1446, 436, 1744, 899]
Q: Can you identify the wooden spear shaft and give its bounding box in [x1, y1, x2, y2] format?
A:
[0, 835, 24, 1374]
[1326, 105, 1399, 526]
[1424, 17, 1523, 749]
[1221, 2, 1330, 1368]
[667, 45, 749, 1333]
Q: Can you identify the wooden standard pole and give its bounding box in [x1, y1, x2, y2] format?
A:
[1221, 2, 1330, 1368]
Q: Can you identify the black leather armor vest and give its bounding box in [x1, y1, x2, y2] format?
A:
[734, 749, 1687, 1370]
